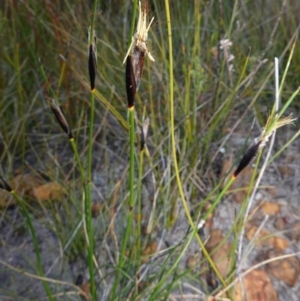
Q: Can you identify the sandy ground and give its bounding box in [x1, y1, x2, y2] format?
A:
[1, 114, 300, 301]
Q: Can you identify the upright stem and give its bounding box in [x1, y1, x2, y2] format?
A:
[129, 106, 135, 224]
[129, 0, 138, 40]
[112, 106, 135, 299]
[86, 90, 96, 300]
[87, 1, 98, 299]
[164, 0, 226, 287]
[137, 137, 145, 267]
[121, 107, 135, 252]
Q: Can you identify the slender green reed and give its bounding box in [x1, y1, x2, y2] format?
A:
[86, 1, 99, 299]
[111, 1, 138, 297]
[164, 0, 226, 288]
[148, 226, 198, 300]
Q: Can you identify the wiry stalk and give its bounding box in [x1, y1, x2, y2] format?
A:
[164, 0, 226, 287]
[112, 2, 154, 298]
[87, 1, 98, 298]
[111, 52, 137, 300]
[137, 117, 148, 266]
[42, 72, 93, 299]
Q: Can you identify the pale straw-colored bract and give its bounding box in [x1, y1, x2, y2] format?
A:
[88, 26, 97, 63]
[123, 1, 155, 65]
[258, 114, 296, 148]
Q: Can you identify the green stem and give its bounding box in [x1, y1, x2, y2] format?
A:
[86, 89, 96, 300]
[129, 107, 135, 215]
[148, 226, 198, 301]
[164, 0, 226, 288]
[111, 1, 138, 297]
[69, 138, 86, 185]
[87, 1, 98, 299]
[137, 140, 145, 268]
[89, 1, 98, 45]
[201, 176, 235, 222]
[111, 106, 135, 299]
[129, 0, 138, 40]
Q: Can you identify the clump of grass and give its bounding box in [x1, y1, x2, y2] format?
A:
[111, 1, 155, 298]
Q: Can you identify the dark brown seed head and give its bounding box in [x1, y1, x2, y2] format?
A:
[140, 129, 145, 151]
[88, 44, 97, 90]
[125, 55, 136, 108]
[49, 99, 73, 139]
[233, 141, 262, 178]
[0, 177, 12, 192]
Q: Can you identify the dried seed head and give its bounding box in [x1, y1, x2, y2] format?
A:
[125, 55, 136, 108]
[233, 141, 262, 178]
[49, 98, 73, 139]
[0, 177, 12, 192]
[88, 27, 97, 90]
[123, 1, 155, 65]
[233, 114, 296, 178]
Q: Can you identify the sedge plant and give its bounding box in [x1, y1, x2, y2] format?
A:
[39, 1, 99, 299]
[2, 1, 300, 300]
[86, 2, 98, 298]
[111, 1, 155, 298]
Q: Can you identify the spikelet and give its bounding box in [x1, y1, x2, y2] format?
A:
[233, 114, 296, 178]
[88, 27, 97, 90]
[49, 98, 73, 139]
[124, 1, 155, 107]
[0, 177, 12, 192]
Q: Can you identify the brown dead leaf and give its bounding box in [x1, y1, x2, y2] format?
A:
[10, 174, 43, 195]
[79, 282, 90, 301]
[246, 224, 289, 250]
[272, 236, 290, 250]
[246, 225, 273, 248]
[31, 182, 65, 201]
[0, 174, 44, 208]
[205, 229, 232, 278]
[261, 201, 281, 216]
[234, 269, 277, 301]
[266, 249, 300, 287]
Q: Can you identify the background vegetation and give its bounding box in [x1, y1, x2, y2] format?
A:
[0, 0, 300, 300]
